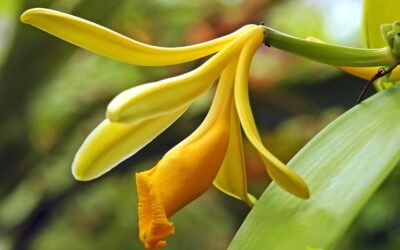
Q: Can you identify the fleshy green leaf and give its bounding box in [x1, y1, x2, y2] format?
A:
[229, 86, 400, 250]
[363, 0, 400, 48]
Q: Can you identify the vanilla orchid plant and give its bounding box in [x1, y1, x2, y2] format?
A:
[20, 1, 400, 248]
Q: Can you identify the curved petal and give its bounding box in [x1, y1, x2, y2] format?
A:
[21, 8, 255, 66]
[213, 103, 257, 207]
[234, 28, 310, 199]
[72, 105, 188, 181]
[107, 26, 260, 124]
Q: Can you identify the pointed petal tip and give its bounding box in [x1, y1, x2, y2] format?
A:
[20, 9, 33, 23]
[288, 176, 310, 200]
[106, 89, 139, 123]
[297, 186, 311, 200]
[280, 182, 310, 200]
[71, 164, 94, 182]
[106, 103, 138, 124]
[246, 194, 258, 207]
[72, 171, 88, 182]
[285, 177, 311, 200]
[266, 165, 311, 200]
[20, 8, 46, 24]
[71, 155, 104, 182]
[105, 107, 120, 123]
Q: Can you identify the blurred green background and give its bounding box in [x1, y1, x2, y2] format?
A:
[0, 0, 399, 249]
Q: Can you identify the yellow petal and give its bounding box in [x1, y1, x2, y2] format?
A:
[213, 103, 257, 207]
[136, 61, 236, 249]
[107, 26, 259, 124]
[363, 0, 400, 48]
[21, 8, 255, 66]
[235, 27, 310, 199]
[72, 106, 188, 181]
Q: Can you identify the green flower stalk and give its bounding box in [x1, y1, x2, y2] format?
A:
[263, 26, 396, 66]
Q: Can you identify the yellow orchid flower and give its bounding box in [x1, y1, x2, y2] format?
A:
[136, 60, 236, 248]
[21, 8, 310, 249]
[71, 25, 259, 180]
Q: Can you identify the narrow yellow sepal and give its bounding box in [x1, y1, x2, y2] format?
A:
[21, 8, 254, 66]
[106, 26, 260, 124]
[214, 103, 257, 207]
[235, 28, 310, 199]
[72, 106, 188, 181]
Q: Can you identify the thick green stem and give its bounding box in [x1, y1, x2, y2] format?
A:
[263, 26, 397, 66]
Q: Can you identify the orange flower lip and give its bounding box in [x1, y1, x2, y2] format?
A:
[135, 60, 236, 248]
[136, 171, 175, 249]
[136, 120, 230, 248]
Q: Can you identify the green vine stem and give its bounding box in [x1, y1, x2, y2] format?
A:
[263, 26, 397, 67]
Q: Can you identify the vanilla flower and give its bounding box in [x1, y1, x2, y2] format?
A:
[21, 8, 309, 249]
